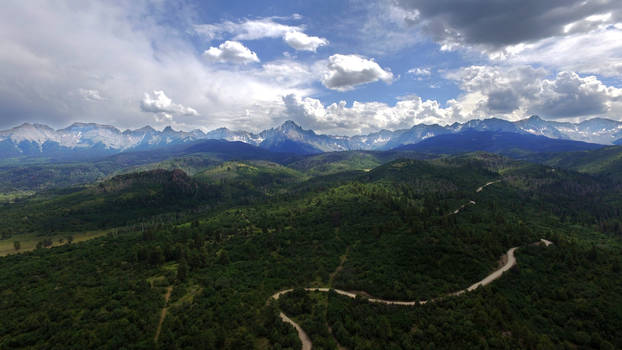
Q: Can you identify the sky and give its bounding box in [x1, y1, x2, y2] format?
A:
[1, 0, 622, 136]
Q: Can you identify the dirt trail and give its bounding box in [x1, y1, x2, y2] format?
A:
[476, 180, 501, 193]
[329, 247, 350, 287]
[279, 312, 312, 350]
[154, 286, 173, 344]
[460, 247, 517, 294]
[540, 238, 553, 246]
[450, 179, 499, 215]
[450, 200, 477, 215]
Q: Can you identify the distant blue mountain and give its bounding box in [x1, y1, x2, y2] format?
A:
[395, 130, 604, 156]
[183, 139, 298, 160]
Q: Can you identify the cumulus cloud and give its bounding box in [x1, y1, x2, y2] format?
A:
[194, 17, 328, 52]
[203, 41, 259, 64]
[141, 91, 199, 121]
[446, 65, 622, 119]
[322, 54, 394, 91]
[283, 94, 452, 135]
[283, 31, 328, 52]
[532, 72, 622, 117]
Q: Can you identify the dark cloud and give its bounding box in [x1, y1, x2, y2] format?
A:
[394, 0, 622, 49]
[487, 89, 519, 113]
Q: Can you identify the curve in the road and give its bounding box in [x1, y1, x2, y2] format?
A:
[273, 244, 517, 305]
[269, 179, 551, 350]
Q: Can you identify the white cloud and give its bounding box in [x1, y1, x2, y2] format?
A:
[194, 18, 299, 41]
[78, 88, 104, 101]
[141, 90, 199, 121]
[283, 31, 328, 52]
[499, 26, 622, 77]
[194, 17, 328, 52]
[282, 65, 622, 135]
[283, 94, 452, 135]
[322, 54, 394, 91]
[203, 40, 259, 64]
[408, 67, 431, 80]
[408, 68, 430, 76]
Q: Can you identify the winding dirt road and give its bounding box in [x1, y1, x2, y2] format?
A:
[269, 179, 552, 349]
[272, 242, 550, 349]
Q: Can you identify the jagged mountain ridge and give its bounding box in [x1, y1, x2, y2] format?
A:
[0, 122, 207, 158]
[1, 115, 621, 158]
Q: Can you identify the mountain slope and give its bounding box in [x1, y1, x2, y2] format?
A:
[258, 120, 347, 154]
[514, 115, 567, 139]
[396, 130, 604, 157]
[531, 146, 622, 181]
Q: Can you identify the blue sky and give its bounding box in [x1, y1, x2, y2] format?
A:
[1, 0, 622, 135]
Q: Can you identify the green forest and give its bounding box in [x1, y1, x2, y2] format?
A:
[1, 149, 622, 349]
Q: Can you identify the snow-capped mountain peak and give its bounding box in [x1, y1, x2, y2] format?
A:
[0, 123, 59, 147]
[1, 115, 621, 158]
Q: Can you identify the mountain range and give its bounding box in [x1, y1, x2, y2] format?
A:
[1, 115, 621, 158]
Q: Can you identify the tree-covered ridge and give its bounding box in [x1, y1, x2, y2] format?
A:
[535, 145, 622, 182]
[279, 242, 622, 349]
